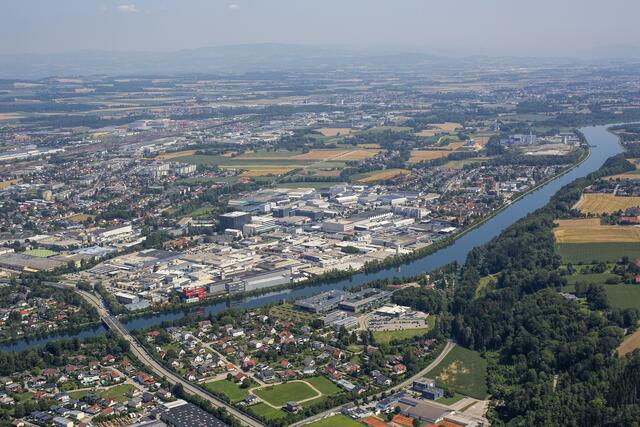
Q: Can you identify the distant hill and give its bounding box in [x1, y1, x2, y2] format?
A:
[0, 44, 446, 79]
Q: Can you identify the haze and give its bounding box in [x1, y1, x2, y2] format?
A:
[3, 0, 640, 57]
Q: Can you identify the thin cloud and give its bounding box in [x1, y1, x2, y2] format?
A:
[117, 4, 139, 13]
[228, 4, 241, 10]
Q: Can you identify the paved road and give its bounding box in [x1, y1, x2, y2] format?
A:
[77, 290, 265, 427]
[291, 340, 456, 427]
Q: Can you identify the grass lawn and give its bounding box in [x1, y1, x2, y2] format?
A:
[23, 249, 58, 258]
[373, 327, 429, 344]
[305, 376, 341, 396]
[203, 380, 248, 403]
[253, 381, 317, 406]
[12, 392, 33, 402]
[556, 242, 640, 263]
[476, 274, 498, 297]
[68, 384, 134, 402]
[248, 403, 287, 420]
[308, 414, 364, 427]
[437, 392, 466, 406]
[99, 384, 134, 401]
[429, 346, 488, 399]
[188, 206, 217, 218]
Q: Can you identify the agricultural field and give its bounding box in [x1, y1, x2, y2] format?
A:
[203, 379, 248, 403]
[237, 148, 379, 161]
[562, 282, 640, 311]
[556, 242, 640, 263]
[429, 346, 488, 399]
[307, 414, 363, 427]
[291, 148, 379, 161]
[315, 127, 354, 137]
[23, 249, 58, 258]
[0, 179, 20, 189]
[553, 219, 640, 243]
[356, 169, 411, 183]
[575, 193, 640, 215]
[408, 149, 452, 163]
[154, 150, 197, 160]
[253, 381, 319, 406]
[415, 122, 463, 137]
[565, 272, 620, 285]
[275, 181, 344, 190]
[443, 157, 494, 170]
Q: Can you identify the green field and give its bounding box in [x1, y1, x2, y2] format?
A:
[556, 242, 640, 263]
[248, 403, 287, 420]
[566, 272, 620, 285]
[563, 283, 640, 310]
[305, 376, 341, 396]
[429, 346, 488, 399]
[23, 249, 58, 258]
[307, 414, 364, 427]
[253, 381, 318, 406]
[373, 327, 429, 344]
[203, 380, 248, 403]
[69, 384, 134, 402]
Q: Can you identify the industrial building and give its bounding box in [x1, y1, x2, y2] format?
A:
[218, 211, 252, 231]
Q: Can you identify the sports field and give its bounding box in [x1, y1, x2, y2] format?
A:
[429, 346, 488, 399]
[23, 249, 58, 258]
[553, 219, 640, 243]
[556, 242, 640, 263]
[575, 193, 640, 215]
[253, 381, 318, 406]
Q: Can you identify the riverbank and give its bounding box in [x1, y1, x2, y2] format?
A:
[115, 144, 594, 323]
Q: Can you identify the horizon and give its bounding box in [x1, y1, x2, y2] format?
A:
[3, 0, 640, 58]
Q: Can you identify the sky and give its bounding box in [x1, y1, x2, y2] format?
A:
[2, 0, 640, 57]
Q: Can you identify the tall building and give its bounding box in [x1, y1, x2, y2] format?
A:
[218, 211, 252, 231]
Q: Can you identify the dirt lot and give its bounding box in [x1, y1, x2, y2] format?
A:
[575, 193, 640, 215]
[554, 218, 640, 243]
[617, 328, 640, 357]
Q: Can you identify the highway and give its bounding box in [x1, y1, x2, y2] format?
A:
[291, 340, 456, 427]
[76, 290, 265, 427]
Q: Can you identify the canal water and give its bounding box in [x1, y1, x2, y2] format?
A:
[1, 124, 623, 352]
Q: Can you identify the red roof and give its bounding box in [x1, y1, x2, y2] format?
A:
[362, 416, 388, 427]
[392, 414, 414, 427]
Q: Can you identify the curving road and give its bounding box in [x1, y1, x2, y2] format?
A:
[291, 339, 456, 427]
[77, 290, 265, 427]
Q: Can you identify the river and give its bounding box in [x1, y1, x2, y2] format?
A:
[1, 124, 623, 352]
